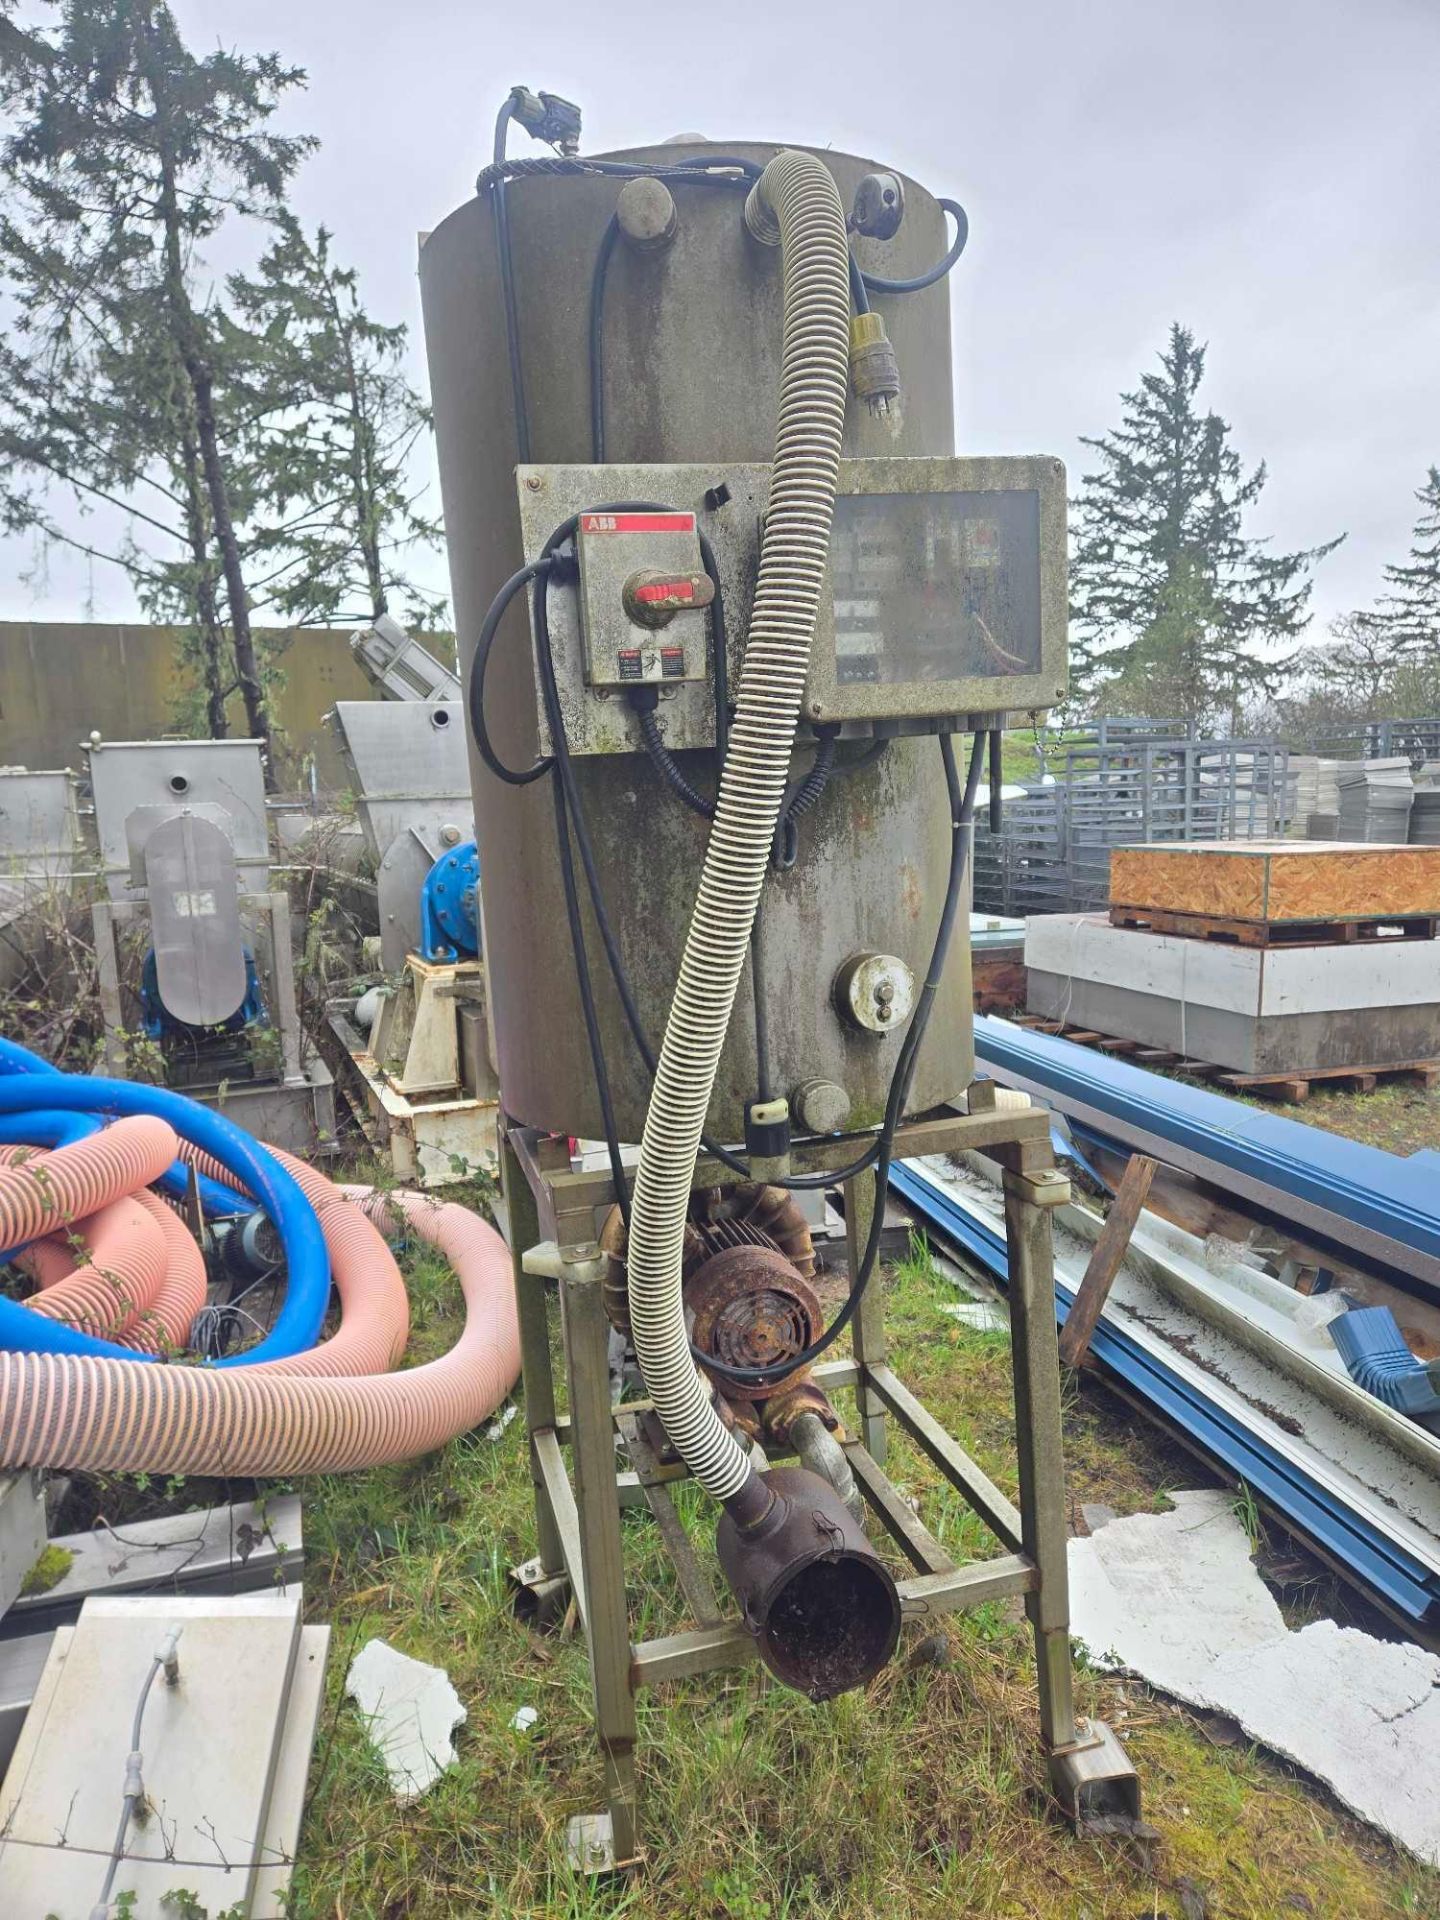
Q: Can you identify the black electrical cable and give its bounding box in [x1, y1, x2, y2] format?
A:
[532, 511, 667, 1091]
[748, 902, 774, 1105]
[988, 726, 1004, 833]
[772, 728, 838, 868]
[479, 153, 763, 192]
[584, 154, 763, 466]
[550, 773, 633, 1228]
[699, 728, 981, 1387]
[848, 250, 870, 315]
[588, 214, 621, 462]
[466, 558, 554, 786]
[635, 701, 713, 819]
[857, 197, 969, 294]
[528, 542, 827, 1186]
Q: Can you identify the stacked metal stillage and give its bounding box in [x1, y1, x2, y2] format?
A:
[972, 719, 1293, 918]
[418, 90, 1141, 1866]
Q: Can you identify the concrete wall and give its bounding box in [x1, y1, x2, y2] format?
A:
[0, 621, 455, 788]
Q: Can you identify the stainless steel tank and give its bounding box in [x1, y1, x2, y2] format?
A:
[419, 141, 972, 1140]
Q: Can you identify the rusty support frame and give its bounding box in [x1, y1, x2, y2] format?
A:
[501, 1104, 1138, 1864]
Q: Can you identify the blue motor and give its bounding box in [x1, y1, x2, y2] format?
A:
[140, 945, 267, 1042]
[419, 840, 481, 962]
[139, 944, 269, 1090]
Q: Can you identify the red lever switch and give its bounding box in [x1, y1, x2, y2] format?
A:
[621, 568, 716, 629]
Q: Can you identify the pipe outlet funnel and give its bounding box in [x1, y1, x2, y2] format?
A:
[716, 1466, 901, 1700]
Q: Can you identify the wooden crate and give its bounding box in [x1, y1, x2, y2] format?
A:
[1108, 840, 1440, 924]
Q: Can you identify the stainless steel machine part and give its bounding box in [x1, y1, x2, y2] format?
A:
[350, 614, 462, 703]
[0, 771, 81, 878]
[330, 699, 476, 968]
[418, 141, 971, 1142]
[86, 738, 270, 904]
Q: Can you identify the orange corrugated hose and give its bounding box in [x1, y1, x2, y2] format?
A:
[0, 1185, 519, 1475]
[0, 1117, 177, 1251]
[177, 1142, 411, 1378]
[129, 1188, 209, 1350]
[16, 1190, 169, 1343]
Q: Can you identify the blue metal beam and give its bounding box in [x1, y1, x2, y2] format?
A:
[890, 1158, 1440, 1627]
[974, 1015, 1440, 1288]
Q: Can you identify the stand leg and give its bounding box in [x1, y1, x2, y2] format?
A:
[844, 1164, 888, 1465]
[91, 901, 127, 1074]
[501, 1125, 564, 1584]
[560, 1260, 640, 1868]
[1002, 1167, 1077, 1753]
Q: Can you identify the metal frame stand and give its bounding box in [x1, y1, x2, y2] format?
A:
[501, 1092, 1140, 1871]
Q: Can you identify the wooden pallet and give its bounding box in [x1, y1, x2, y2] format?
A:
[1010, 1014, 1440, 1104]
[1108, 905, 1440, 948]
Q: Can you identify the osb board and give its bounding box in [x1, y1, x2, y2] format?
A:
[1109, 841, 1440, 922]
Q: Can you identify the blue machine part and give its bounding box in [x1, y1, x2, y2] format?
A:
[0, 1050, 331, 1364]
[974, 1015, 1440, 1291]
[419, 840, 481, 962]
[1329, 1306, 1440, 1417]
[889, 1157, 1440, 1627]
[140, 944, 266, 1038]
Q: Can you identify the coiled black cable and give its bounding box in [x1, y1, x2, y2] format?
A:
[466, 558, 554, 786]
[857, 197, 969, 293]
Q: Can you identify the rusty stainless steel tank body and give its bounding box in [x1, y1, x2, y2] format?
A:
[419, 142, 971, 1141]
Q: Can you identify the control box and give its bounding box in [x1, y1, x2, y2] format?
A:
[514, 456, 1067, 756]
[576, 509, 713, 689]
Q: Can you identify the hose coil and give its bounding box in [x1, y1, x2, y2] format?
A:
[625, 150, 852, 1506]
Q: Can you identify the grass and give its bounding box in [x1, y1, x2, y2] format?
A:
[1279, 1083, 1440, 1157]
[282, 1223, 1440, 1919]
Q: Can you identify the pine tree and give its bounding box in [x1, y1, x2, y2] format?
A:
[1373, 466, 1440, 662]
[0, 0, 314, 778]
[1070, 324, 1341, 727]
[228, 217, 444, 628]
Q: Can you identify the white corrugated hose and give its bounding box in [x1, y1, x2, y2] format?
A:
[624, 149, 852, 1505]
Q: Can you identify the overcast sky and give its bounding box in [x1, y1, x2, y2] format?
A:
[4, 0, 1437, 639]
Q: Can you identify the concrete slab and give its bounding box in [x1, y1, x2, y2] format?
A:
[1068, 1490, 1286, 1687]
[0, 1593, 302, 1917]
[346, 1638, 466, 1803]
[1026, 913, 1440, 1015]
[3, 1492, 304, 1637]
[253, 1624, 330, 1918]
[1069, 1491, 1440, 1865]
[0, 1472, 46, 1621]
[1025, 914, 1440, 1071]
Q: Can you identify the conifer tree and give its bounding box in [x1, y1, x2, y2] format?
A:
[1373, 466, 1440, 664]
[0, 0, 313, 775]
[228, 217, 444, 629]
[1070, 324, 1341, 726]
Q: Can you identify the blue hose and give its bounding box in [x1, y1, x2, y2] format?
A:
[0, 1038, 245, 1217]
[0, 1068, 330, 1366]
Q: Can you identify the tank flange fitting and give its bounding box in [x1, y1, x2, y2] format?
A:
[616, 176, 679, 251]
